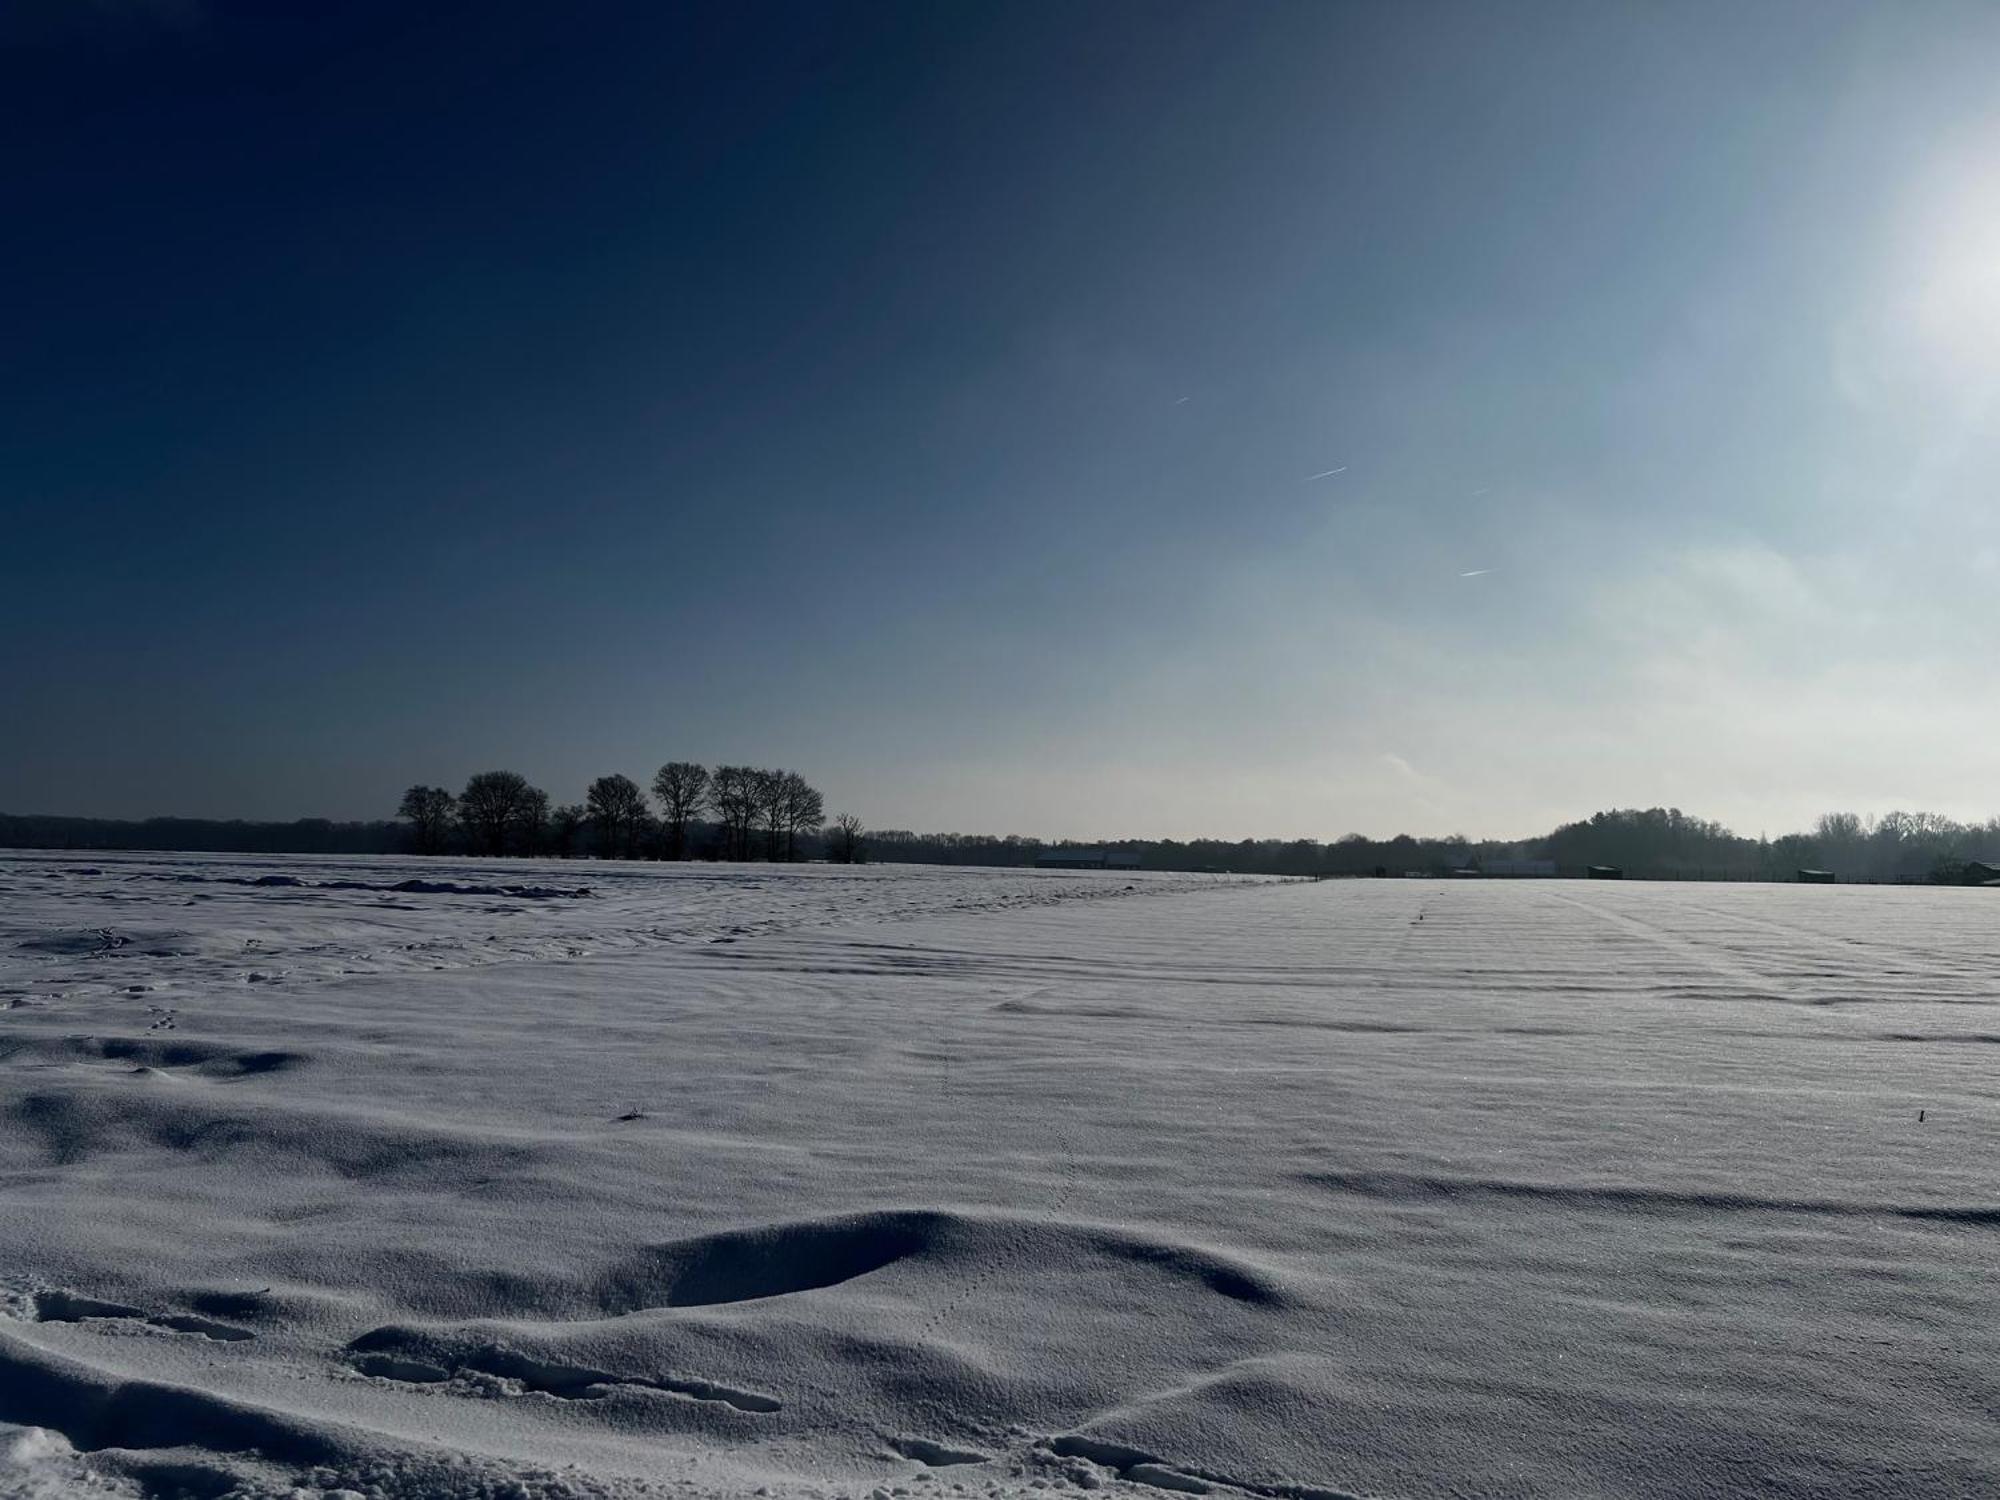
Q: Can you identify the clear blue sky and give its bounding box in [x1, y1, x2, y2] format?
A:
[7, 0, 1999, 838]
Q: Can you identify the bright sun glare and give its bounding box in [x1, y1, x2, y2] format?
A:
[1908, 157, 2000, 368]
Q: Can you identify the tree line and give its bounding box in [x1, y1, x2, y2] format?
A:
[396, 766, 866, 862]
[4, 803, 1993, 883]
[864, 806, 2000, 883]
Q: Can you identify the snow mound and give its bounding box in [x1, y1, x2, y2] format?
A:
[583, 1209, 1287, 1314]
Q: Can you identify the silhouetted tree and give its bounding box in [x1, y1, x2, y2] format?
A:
[1812, 811, 1865, 875]
[749, 768, 786, 860]
[651, 761, 710, 860]
[781, 772, 824, 860]
[549, 803, 585, 857]
[826, 812, 864, 863]
[515, 785, 550, 856]
[709, 765, 759, 861]
[458, 770, 544, 857]
[397, 785, 456, 855]
[1540, 807, 1738, 875]
[586, 774, 648, 858]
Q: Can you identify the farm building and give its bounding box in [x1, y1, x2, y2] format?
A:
[1034, 848, 1141, 871]
[1797, 869, 1836, 884]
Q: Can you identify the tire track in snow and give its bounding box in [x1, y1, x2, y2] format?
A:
[1532, 886, 1796, 1003]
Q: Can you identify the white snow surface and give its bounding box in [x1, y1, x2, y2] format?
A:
[2, 851, 1996, 1499]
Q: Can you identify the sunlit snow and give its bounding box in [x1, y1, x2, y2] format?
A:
[2, 852, 1994, 1498]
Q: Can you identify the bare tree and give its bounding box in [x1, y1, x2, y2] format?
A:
[706, 765, 736, 860]
[709, 765, 759, 861]
[586, 774, 648, 858]
[825, 813, 864, 864]
[752, 769, 789, 860]
[651, 761, 710, 860]
[458, 770, 546, 857]
[515, 785, 550, 857]
[781, 772, 824, 860]
[397, 785, 456, 855]
[460, 771, 525, 856]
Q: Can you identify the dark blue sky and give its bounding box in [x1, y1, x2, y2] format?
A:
[8, 1, 2000, 835]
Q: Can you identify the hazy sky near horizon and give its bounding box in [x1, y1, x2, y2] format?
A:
[7, 0, 2000, 840]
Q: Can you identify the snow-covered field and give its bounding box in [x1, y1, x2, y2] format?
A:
[3, 853, 1996, 1500]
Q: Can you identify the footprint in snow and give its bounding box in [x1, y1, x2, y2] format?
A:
[347, 1339, 780, 1413]
[890, 1437, 989, 1467]
[352, 1352, 452, 1384]
[31, 1289, 255, 1342]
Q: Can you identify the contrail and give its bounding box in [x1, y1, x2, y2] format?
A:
[1175, 396, 1191, 404]
[1306, 467, 1347, 480]
[1459, 569, 1492, 577]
